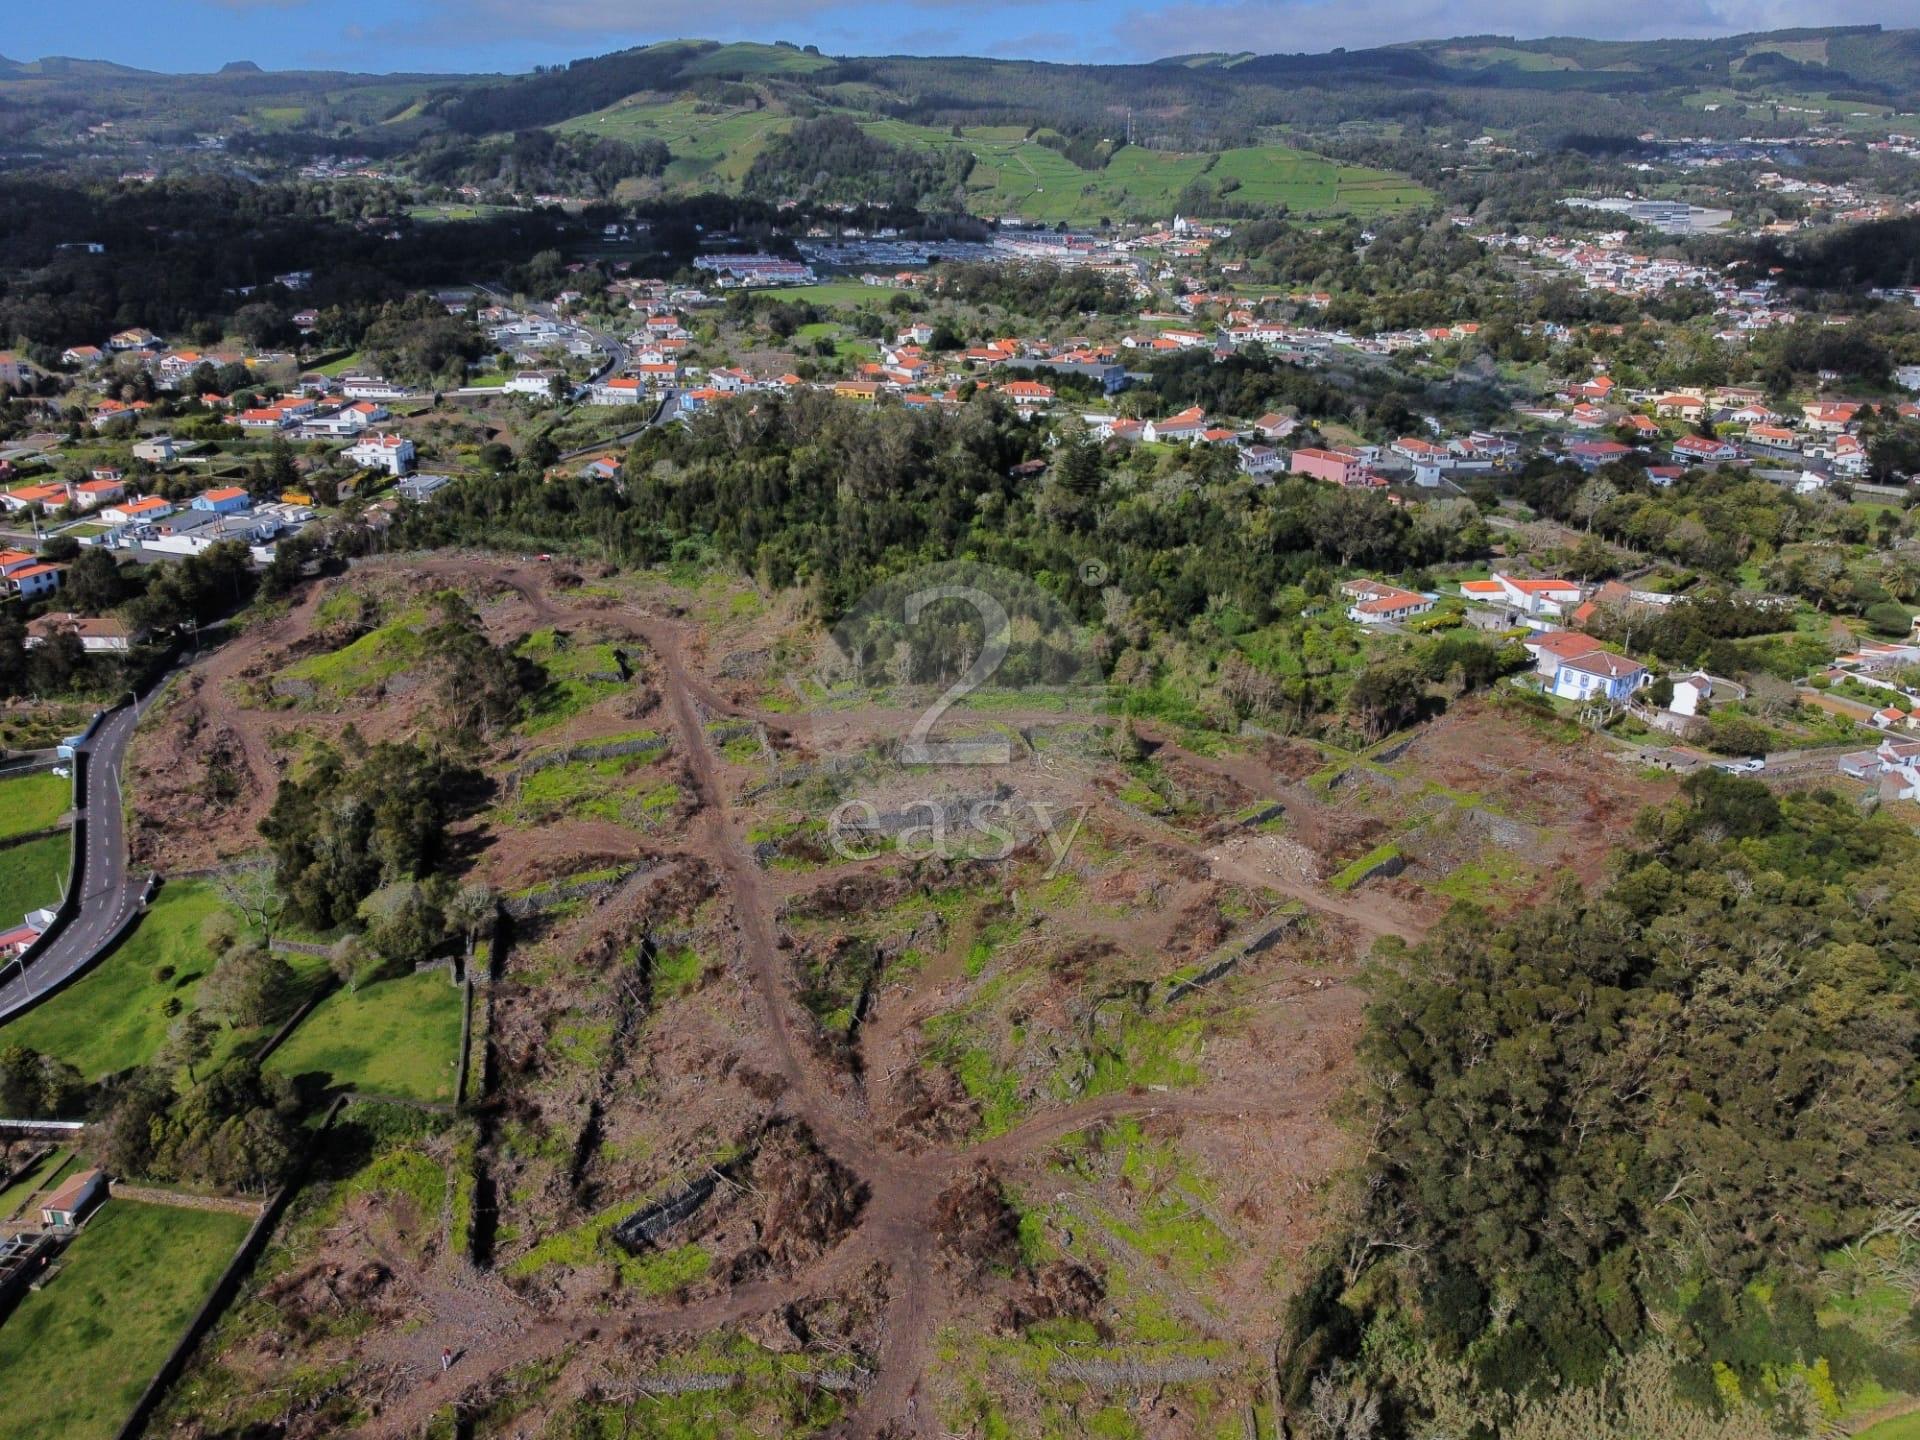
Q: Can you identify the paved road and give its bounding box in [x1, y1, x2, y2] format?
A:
[0, 700, 150, 1025]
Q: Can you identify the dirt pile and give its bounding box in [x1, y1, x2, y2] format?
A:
[712, 1120, 868, 1280]
[263, 1260, 401, 1340]
[994, 1260, 1106, 1335]
[932, 1163, 1022, 1278]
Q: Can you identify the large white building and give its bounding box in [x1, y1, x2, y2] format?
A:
[345, 434, 416, 476]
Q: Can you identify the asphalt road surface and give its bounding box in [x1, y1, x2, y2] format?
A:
[0, 700, 149, 1025]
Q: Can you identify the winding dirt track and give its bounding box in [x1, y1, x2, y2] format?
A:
[327, 559, 1370, 1439]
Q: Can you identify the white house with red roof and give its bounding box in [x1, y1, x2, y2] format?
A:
[345, 434, 416, 476]
[1342, 579, 1437, 625]
[1460, 573, 1583, 619]
[1144, 407, 1209, 443]
[1672, 434, 1739, 464]
[102, 495, 174, 526]
[1802, 401, 1862, 434]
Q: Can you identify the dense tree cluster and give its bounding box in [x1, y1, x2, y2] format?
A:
[409, 129, 671, 199]
[1291, 774, 1920, 1430]
[260, 736, 468, 930]
[744, 117, 974, 212]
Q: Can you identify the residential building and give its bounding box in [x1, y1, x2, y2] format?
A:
[1652, 393, 1708, 421]
[3, 562, 63, 599]
[1289, 446, 1371, 486]
[345, 434, 416, 476]
[505, 370, 563, 399]
[1802, 401, 1862, 434]
[1144, 406, 1209, 443]
[1550, 650, 1650, 704]
[1461, 572, 1583, 619]
[39, 1169, 104, 1231]
[192, 486, 252, 514]
[1238, 444, 1282, 477]
[26, 613, 135, 653]
[590, 376, 644, 406]
[397, 474, 452, 503]
[1672, 435, 1739, 464]
[73, 478, 126, 510]
[1522, 629, 1606, 678]
[1342, 579, 1436, 625]
[341, 375, 409, 401]
[101, 496, 173, 526]
[131, 436, 180, 464]
[0, 483, 72, 514]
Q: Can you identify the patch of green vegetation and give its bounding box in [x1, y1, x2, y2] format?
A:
[340, 1144, 446, 1217]
[652, 944, 704, 1001]
[0, 831, 69, 924]
[1328, 842, 1403, 891]
[0, 1200, 252, 1440]
[515, 628, 633, 734]
[494, 741, 672, 828]
[1858, 1413, 1920, 1440]
[1066, 1011, 1205, 1103]
[507, 1199, 710, 1295]
[0, 768, 73, 839]
[1427, 849, 1535, 906]
[0, 1146, 72, 1219]
[279, 602, 430, 697]
[265, 970, 464, 1103]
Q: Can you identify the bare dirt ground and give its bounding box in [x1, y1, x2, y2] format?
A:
[146, 554, 1671, 1440]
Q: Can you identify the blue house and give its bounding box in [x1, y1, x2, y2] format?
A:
[1551, 650, 1650, 704]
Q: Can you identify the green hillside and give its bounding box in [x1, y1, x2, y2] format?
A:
[558, 102, 1428, 221]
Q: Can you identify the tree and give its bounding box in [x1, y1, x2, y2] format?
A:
[0, 1045, 85, 1117]
[217, 867, 287, 947]
[155, 1013, 217, 1084]
[1865, 601, 1912, 637]
[1346, 658, 1425, 741]
[328, 933, 388, 993]
[444, 882, 497, 974]
[60, 547, 124, 613]
[199, 942, 299, 1029]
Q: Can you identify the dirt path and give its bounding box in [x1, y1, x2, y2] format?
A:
[231, 556, 1373, 1440]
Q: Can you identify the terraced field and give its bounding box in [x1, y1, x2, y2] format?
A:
[557, 101, 1430, 220]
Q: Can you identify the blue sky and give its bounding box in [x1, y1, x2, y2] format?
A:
[7, 0, 1917, 74]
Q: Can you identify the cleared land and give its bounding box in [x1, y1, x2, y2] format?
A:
[558, 102, 1430, 220]
[0, 767, 72, 839]
[135, 556, 1673, 1439]
[263, 970, 465, 1103]
[0, 1200, 251, 1440]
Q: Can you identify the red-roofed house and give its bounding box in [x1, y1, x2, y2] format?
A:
[1290, 446, 1372, 487]
[1342, 579, 1436, 625]
[1672, 435, 1739, 464]
[1462, 572, 1582, 619]
[1802, 401, 1862, 434]
[1549, 648, 1650, 703]
[1522, 629, 1606, 677]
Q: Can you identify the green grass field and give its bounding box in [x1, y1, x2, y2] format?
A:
[0, 881, 246, 1080]
[264, 969, 464, 1103]
[0, 1200, 252, 1440]
[1859, 1413, 1920, 1440]
[0, 831, 70, 926]
[557, 102, 1428, 221]
[0, 768, 73, 840]
[0, 1146, 74, 1220]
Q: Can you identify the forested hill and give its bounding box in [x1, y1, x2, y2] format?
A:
[8, 25, 1919, 158]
